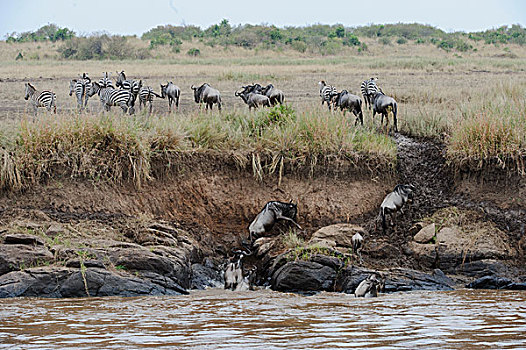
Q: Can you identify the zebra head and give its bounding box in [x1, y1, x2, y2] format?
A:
[24, 83, 35, 100]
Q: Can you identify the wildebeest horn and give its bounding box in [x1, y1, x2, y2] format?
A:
[191, 85, 195, 90]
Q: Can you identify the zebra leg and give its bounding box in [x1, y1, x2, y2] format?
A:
[148, 101, 152, 115]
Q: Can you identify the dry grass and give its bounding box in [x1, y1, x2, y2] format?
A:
[0, 39, 525, 186]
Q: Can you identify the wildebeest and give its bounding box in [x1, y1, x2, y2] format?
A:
[160, 82, 181, 112]
[333, 90, 364, 125]
[352, 232, 364, 265]
[224, 248, 251, 291]
[379, 184, 415, 234]
[191, 83, 222, 110]
[372, 91, 398, 132]
[248, 200, 301, 243]
[261, 84, 284, 106]
[235, 86, 271, 110]
[355, 273, 384, 297]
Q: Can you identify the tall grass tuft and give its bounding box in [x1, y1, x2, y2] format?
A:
[447, 81, 526, 174]
[0, 105, 397, 192]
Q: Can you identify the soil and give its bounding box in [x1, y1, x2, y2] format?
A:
[0, 133, 525, 280]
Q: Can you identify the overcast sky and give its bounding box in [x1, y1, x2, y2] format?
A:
[1, 0, 525, 37]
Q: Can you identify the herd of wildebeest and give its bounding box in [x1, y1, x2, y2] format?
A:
[23, 70, 412, 297]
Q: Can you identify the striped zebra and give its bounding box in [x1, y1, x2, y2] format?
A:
[360, 77, 379, 110]
[318, 81, 337, 111]
[24, 82, 56, 116]
[99, 72, 114, 89]
[69, 73, 92, 111]
[138, 86, 162, 114]
[116, 71, 141, 99]
[89, 81, 135, 114]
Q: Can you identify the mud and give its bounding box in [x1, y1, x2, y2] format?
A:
[0, 133, 525, 297]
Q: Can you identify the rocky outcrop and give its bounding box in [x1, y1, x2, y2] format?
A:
[308, 224, 366, 250]
[271, 260, 337, 293]
[466, 275, 526, 290]
[336, 266, 454, 294]
[0, 225, 200, 298]
[0, 266, 187, 298]
[407, 225, 517, 273]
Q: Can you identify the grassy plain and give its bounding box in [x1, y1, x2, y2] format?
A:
[0, 39, 525, 190]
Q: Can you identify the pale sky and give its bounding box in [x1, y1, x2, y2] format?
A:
[1, 0, 525, 38]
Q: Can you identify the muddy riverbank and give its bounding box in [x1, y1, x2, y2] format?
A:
[0, 134, 525, 297]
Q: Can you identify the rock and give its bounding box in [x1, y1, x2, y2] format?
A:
[436, 226, 516, 273]
[0, 244, 54, 275]
[253, 237, 276, 257]
[408, 222, 424, 236]
[455, 259, 509, 278]
[367, 241, 400, 259]
[407, 241, 436, 269]
[466, 275, 512, 289]
[3, 234, 45, 246]
[308, 224, 366, 250]
[65, 259, 106, 269]
[413, 223, 435, 244]
[46, 223, 66, 237]
[191, 262, 223, 289]
[336, 266, 453, 294]
[271, 261, 336, 293]
[383, 268, 454, 292]
[0, 266, 188, 298]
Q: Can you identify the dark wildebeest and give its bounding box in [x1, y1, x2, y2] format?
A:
[224, 248, 251, 291]
[333, 90, 364, 125]
[352, 232, 364, 265]
[261, 84, 284, 106]
[379, 184, 415, 234]
[235, 86, 271, 110]
[248, 200, 301, 243]
[191, 83, 222, 110]
[160, 82, 181, 112]
[355, 273, 385, 297]
[372, 91, 398, 132]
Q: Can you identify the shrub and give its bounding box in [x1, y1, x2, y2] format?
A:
[396, 37, 407, 44]
[187, 48, 201, 56]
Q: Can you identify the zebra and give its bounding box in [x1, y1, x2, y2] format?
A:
[99, 72, 114, 89]
[89, 81, 135, 114]
[116, 71, 142, 100]
[360, 77, 379, 110]
[24, 82, 56, 116]
[138, 86, 162, 114]
[69, 73, 92, 111]
[318, 81, 337, 111]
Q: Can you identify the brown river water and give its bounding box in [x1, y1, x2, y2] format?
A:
[1, 289, 525, 349]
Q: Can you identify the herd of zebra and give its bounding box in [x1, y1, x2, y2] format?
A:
[23, 72, 398, 131]
[319, 77, 398, 131]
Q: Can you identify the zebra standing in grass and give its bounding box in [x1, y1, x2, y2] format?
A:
[138, 86, 162, 114]
[318, 81, 337, 110]
[116, 71, 141, 101]
[69, 73, 92, 111]
[24, 82, 56, 116]
[360, 77, 379, 110]
[89, 81, 135, 114]
[99, 72, 114, 89]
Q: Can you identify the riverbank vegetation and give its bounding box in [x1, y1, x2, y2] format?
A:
[1, 22, 525, 187]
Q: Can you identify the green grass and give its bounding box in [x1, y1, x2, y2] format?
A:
[0, 104, 396, 191]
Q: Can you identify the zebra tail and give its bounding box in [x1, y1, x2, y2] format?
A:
[51, 93, 57, 113]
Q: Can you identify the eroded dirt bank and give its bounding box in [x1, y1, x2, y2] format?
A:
[0, 136, 525, 297]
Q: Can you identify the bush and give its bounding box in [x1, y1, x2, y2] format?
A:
[380, 37, 391, 45]
[343, 34, 361, 46]
[6, 24, 75, 43]
[187, 48, 201, 56]
[59, 35, 150, 60]
[396, 37, 407, 44]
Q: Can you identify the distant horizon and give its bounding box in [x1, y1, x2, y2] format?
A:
[3, 20, 525, 39]
[1, 0, 524, 38]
